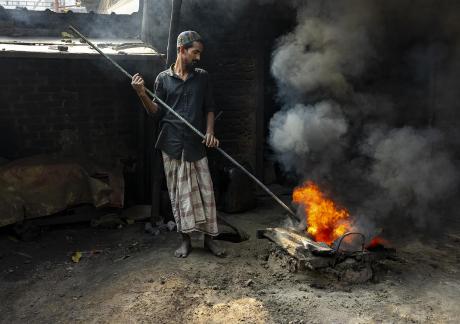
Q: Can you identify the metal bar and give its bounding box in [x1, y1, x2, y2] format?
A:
[334, 232, 366, 254]
[68, 25, 297, 220]
[166, 0, 182, 67]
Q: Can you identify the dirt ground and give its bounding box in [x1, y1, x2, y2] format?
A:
[1, 197, 460, 324]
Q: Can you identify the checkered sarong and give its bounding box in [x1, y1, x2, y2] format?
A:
[162, 151, 218, 236]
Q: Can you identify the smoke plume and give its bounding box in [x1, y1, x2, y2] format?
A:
[269, 101, 348, 177]
[269, 0, 460, 240]
[271, 1, 375, 101]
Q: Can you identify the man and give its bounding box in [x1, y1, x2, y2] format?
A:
[131, 31, 224, 258]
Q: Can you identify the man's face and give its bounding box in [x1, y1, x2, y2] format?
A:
[180, 41, 204, 69]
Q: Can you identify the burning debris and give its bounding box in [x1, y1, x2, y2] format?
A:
[258, 225, 394, 284]
[258, 181, 395, 283]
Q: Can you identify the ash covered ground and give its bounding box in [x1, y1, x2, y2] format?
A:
[1, 197, 459, 324]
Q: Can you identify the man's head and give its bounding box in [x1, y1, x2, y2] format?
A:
[177, 31, 204, 70]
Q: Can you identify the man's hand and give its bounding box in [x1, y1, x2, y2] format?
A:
[132, 73, 159, 115]
[202, 133, 219, 148]
[131, 73, 146, 96]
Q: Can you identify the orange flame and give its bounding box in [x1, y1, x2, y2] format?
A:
[293, 181, 351, 245]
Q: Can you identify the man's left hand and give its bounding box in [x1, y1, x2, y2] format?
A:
[203, 133, 220, 148]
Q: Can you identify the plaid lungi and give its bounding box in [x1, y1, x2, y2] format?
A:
[162, 151, 218, 236]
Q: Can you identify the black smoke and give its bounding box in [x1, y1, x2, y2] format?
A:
[269, 0, 460, 242]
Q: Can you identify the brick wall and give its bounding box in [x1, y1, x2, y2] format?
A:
[205, 42, 263, 173]
[0, 54, 164, 205]
[0, 56, 161, 159]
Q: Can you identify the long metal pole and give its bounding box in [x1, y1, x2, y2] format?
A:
[166, 0, 182, 68]
[68, 25, 297, 221]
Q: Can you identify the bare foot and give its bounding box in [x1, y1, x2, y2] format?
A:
[174, 234, 191, 258]
[204, 235, 225, 257]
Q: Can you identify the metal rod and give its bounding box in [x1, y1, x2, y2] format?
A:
[68, 25, 297, 220]
[334, 232, 366, 254]
[166, 0, 183, 68]
[214, 110, 223, 121]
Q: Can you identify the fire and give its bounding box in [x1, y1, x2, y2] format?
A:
[293, 181, 351, 245]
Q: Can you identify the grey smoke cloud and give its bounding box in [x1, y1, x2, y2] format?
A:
[353, 126, 459, 234]
[271, 0, 375, 101]
[269, 101, 348, 173]
[363, 127, 458, 206]
[268, 0, 460, 238]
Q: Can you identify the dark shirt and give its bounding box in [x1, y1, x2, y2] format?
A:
[154, 65, 215, 162]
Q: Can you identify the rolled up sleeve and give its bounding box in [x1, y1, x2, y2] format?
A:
[153, 73, 167, 117]
[154, 74, 166, 101]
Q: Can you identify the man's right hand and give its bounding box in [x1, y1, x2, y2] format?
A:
[131, 73, 146, 96]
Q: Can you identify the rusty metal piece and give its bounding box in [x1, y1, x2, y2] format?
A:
[257, 227, 335, 269]
[258, 227, 333, 254]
